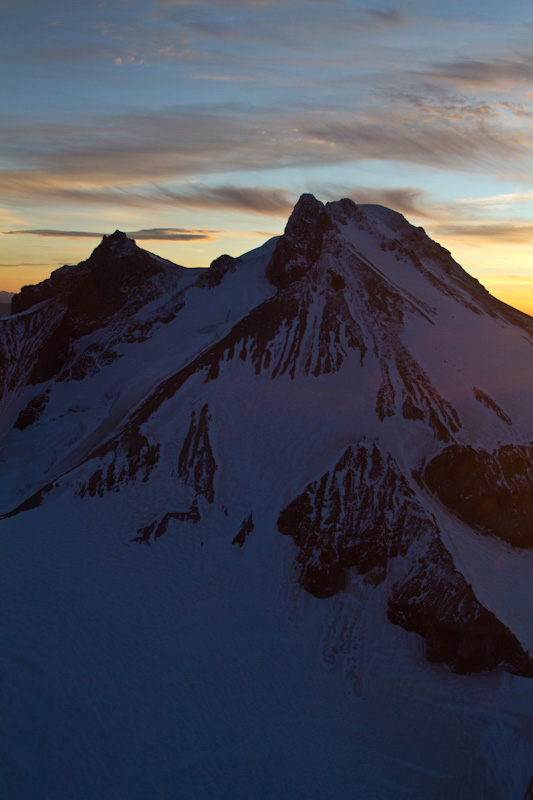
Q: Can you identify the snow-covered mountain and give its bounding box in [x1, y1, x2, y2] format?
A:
[2, 196, 532, 799]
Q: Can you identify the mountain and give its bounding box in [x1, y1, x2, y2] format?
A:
[1, 196, 532, 799]
[0, 290, 14, 316]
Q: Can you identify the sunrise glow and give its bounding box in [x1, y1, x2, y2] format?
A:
[1, 1, 532, 316]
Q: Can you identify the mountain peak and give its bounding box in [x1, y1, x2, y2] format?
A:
[94, 229, 137, 258]
[106, 229, 129, 241]
[289, 192, 324, 219]
[266, 194, 334, 287]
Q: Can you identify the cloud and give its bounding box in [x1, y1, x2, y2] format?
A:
[154, 185, 295, 214]
[389, 91, 507, 121]
[5, 227, 217, 241]
[361, 8, 404, 27]
[5, 229, 108, 238]
[0, 264, 50, 269]
[456, 190, 533, 210]
[0, 168, 297, 215]
[130, 227, 217, 240]
[432, 222, 533, 244]
[322, 186, 429, 218]
[1, 100, 531, 211]
[156, 0, 334, 6]
[419, 55, 533, 90]
[192, 72, 270, 82]
[298, 111, 527, 173]
[30, 44, 136, 64]
[0, 175, 166, 208]
[187, 21, 243, 40]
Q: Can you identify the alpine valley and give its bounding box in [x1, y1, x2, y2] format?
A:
[1, 195, 533, 799]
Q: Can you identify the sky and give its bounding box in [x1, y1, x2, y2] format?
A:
[1, 0, 533, 315]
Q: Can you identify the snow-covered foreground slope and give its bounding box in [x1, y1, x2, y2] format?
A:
[2, 495, 533, 800]
[1, 195, 533, 798]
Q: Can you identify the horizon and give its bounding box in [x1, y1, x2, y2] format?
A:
[2, 0, 533, 316]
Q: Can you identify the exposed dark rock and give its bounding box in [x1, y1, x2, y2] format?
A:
[177, 405, 217, 503]
[197, 255, 240, 289]
[13, 389, 50, 430]
[277, 442, 435, 597]
[425, 444, 533, 547]
[9, 232, 182, 385]
[78, 433, 160, 498]
[133, 519, 157, 544]
[376, 362, 395, 420]
[28, 314, 73, 384]
[57, 343, 120, 382]
[197, 271, 367, 380]
[277, 440, 533, 676]
[325, 197, 360, 225]
[132, 500, 201, 544]
[395, 345, 461, 441]
[388, 539, 533, 676]
[0, 483, 53, 520]
[12, 231, 171, 315]
[402, 395, 425, 422]
[0, 291, 13, 315]
[232, 513, 254, 547]
[266, 194, 334, 288]
[473, 387, 512, 425]
[329, 271, 346, 292]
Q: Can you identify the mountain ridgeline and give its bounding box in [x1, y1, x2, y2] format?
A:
[1, 194, 532, 679]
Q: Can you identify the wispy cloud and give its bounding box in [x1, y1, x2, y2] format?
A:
[187, 20, 245, 40]
[361, 8, 404, 27]
[4, 227, 217, 241]
[154, 185, 295, 214]
[418, 55, 533, 90]
[432, 222, 533, 243]
[156, 0, 335, 6]
[0, 263, 54, 269]
[322, 186, 428, 218]
[130, 227, 217, 240]
[1, 101, 531, 214]
[456, 190, 533, 210]
[5, 230, 106, 238]
[297, 108, 530, 173]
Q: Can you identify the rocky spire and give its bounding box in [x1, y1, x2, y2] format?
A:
[266, 194, 334, 288]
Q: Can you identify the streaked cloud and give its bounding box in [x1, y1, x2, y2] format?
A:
[1, 100, 531, 214]
[323, 186, 428, 218]
[0, 264, 50, 269]
[296, 109, 530, 173]
[5, 227, 217, 241]
[361, 8, 405, 27]
[187, 21, 245, 40]
[156, 0, 335, 6]
[131, 227, 217, 240]
[421, 55, 533, 89]
[154, 185, 295, 214]
[456, 190, 533, 210]
[432, 222, 533, 244]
